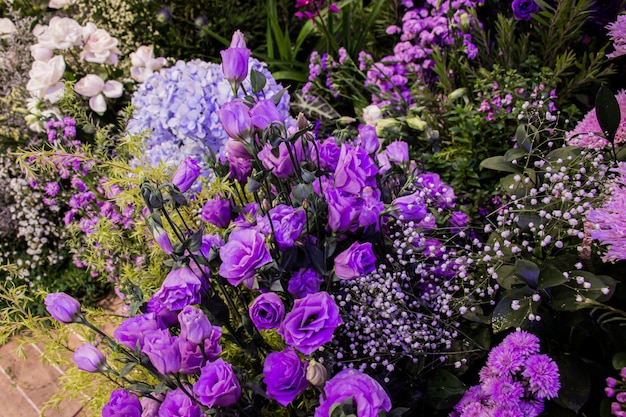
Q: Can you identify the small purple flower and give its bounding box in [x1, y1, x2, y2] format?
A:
[511, 0, 539, 21]
[178, 305, 213, 344]
[45, 292, 81, 324]
[249, 292, 285, 331]
[140, 395, 161, 417]
[102, 389, 142, 417]
[73, 342, 106, 372]
[288, 267, 324, 299]
[522, 354, 561, 399]
[153, 267, 203, 311]
[149, 220, 173, 255]
[263, 348, 309, 406]
[218, 228, 272, 288]
[219, 100, 252, 140]
[179, 339, 205, 375]
[159, 388, 202, 417]
[268, 204, 306, 250]
[171, 157, 201, 193]
[314, 369, 391, 417]
[142, 329, 181, 374]
[114, 313, 162, 351]
[201, 198, 231, 229]
[221, 31, 251, 86]
[250, 99, 283, 131]
[334, 241, 376, 280]
[193, 358, 241, 407]
[391, 192, 428, 222]
[278, 291, 343, 355]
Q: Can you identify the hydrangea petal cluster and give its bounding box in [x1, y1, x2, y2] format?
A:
[565, 90, 626, 149]
[127, 58, 291, 169]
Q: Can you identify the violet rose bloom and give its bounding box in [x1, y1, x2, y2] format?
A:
[263, 347, 309, 406]
[171, 157, 201, 193]
[193, 358, 241, 407]
[73, 342, 106, 372]
[316, 137, 341, 172]
[278, 291, 343, 355]
[179, 339, 205, 375]
[511, 0, 539, 20]
[219, 100, 252, 140]
[314, 369, 391, 417]
[359, 186, 384, 230]
[325, 188, 362, 233]
[140, 395, 162, 417]
[334, 241, 376, 280]
[250, 99, 283, 131]
[142, 329, 181, 374]
[201, 198, 231, 229]
[102, 389, 142, 417]
[146, 296, 179, 328]
[159, 388, 202, 417]
[45, 292, 81, 324]
[114, 313, 162, 351]
[153, 267, 203, 311]
[178, 305, 213, 344]
[203, 326, 223, 361]
[224, 139, 253, 182]
[257, 141, 295, 179]
[288, 267, 324, 299]
[357, 124, 380, 154]
[384, 141, 409, 164]
[268, 204, 306, 250]
[218, 228, 272, 288]
[391, 192, 428, 222]
[334, 143, 378, 195]
[249, 292, 285, 331]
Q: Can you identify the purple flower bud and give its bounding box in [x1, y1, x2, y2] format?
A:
[148, 219, 173, 255]
[140, 395, 162, 417]
[334, 241, 377, 280]
[178, 305, 213, 344]
[250, 99, 283, 131]
[608, 377, 619, 388]
[156, 7, 172, 23]
[193, 358, 241, 407]
[249, 292, 285, 331]
[102, 389, 142, 417]
[225, 139, 252, 182]
[384, 141, 409, 164]
[142, 329, 181, 374]
[221, 31, 251, 86]
[171, 157, 201, 193]
[201, 198, 231, 228]
[73, 342, 106, 372]
[357, 125, 380, 154]
[607, 387, 617, 397]
[391, 192, 428, 222]
[229, 30, 246, 48]
[219, 100, 252, 140]
[203, 326, 223, 361]
[617, 392, 626, 403]
[45, 292, 81, 324]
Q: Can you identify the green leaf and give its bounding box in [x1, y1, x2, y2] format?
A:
[426, 369, 466, 410]
[492, 294, 533, 333]
[538, 265, 568, 290]
[513, 259, 540, 288]
[515, 124, 532, 153]
[595, 85, 621, 143]
[250, 69, 267, 94]
[504, 148, 528, 162]
[480, 156, 523, 173]
[546, 146, 582, 162]
[612, 352, 626, 370]
[118, 362, 137, 378]
[553, 355, 590, 413]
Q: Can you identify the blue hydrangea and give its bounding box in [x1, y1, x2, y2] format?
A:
[128, 58, 291, 168]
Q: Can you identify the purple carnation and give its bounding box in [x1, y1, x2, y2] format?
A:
[219, 228, 272, 288]
[153, 267, 203, 312]
[45, 292, 81, 324]
[314, 369, 391, 417]
[511, 0, 539, 21]
[278, 291, 343, 355]
[193, 358, 241, 407]
[102, 389, 141, 417]
[288, 267, 324, 299]
[142, 329, 181, 374]
[334, 241, 377, 280]
[249, 292, 285, 331]
[159, 388, 202, 417]
[263, 348, 309, 406]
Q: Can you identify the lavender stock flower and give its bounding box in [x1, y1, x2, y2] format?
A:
[45, 292, 81, 324]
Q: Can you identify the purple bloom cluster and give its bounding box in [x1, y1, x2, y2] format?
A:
[605, 368, 626, 417]
[451, 330, 560, 417]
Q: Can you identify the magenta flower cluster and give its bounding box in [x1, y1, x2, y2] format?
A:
[605, 367, 626, 417]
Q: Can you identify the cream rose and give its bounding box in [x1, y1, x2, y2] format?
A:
[75, 74, 124, 113]
[130, 45, 166, 82]
[362, 104, 382, 126]
[0, 18, 16, 39]
[37, 17, 82, 50]
[26, 55, 66, 103]
[81, 24, 120, 65]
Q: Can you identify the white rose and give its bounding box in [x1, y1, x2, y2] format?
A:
[48, 0, 76, 9]
[89, 94, 107, 113]
[102, 80, 123, 98]
[75, 75, 123, 113]
[130, 45, 166, 82]
[30, 44, 54, 62]
[362, 104, 383, 126]
[80, 27, 120, 65]
[74, 74, 105, 97]
[37, 17, 82, 50]
[0, 18, 16, 39]
[26, 55, 66, 95]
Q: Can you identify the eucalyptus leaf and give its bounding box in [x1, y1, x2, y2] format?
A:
[612, 352, 626, 370]
[515, 124, 532, 153]
[553, 355, 590, 413]
[480, 156, 523, 173]
[492, 294, 533, 333]
[595, 85, 621, 143]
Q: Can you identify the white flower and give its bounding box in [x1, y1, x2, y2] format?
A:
[30, 44, 54, 62]
[48, 0, 76, 8]
[129, 45, 167, 82]
[362, 104, 383, 126]
[36, 17, 82, 50]
[80, 24, 120, 65]
[0, 18, 16, 39]
[26, 55, 66, 103]
[74, 74, 124, 113]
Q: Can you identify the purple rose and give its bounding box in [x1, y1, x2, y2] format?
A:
[512, 0, 539, 20]
[269, 204, 305, 249]
[288, 267, 324, 299]
[391, 192, 428, 222]
[325, 188, 361, 233]
[193, 358, 241, 407]
[171, 157, 201, 193]
[179, 339, 205, 375]
[225, 139, 252, 182]
[219, 100, 252, 140]
[203, 326, 223, 361]
[201, 198, 231, 229]
[73, 342, 106, 372]
[219, 228, 272, 288]
[334, 241, 376, 280]
[142, 329, 181, 374]
[263, 348, 309, 406]
[357, 125, 380, 154]
[316, 137, 341, 171]
[314, 369, 391, 417]
[449, 211, 469, 234]
[334, 144, 378, 195]
[278, 291, 343, 355]
[140, 395, 162, 417]
[178, 305, 212, 344]
[384, 141, 409, 164]
[146, 296, 178, 328]
[158, 388, 202, 417]
[257, 138, 307, 179]
[221, 31, 251, 86]
[250, 99, 283, 131]
[102, 389, 142, 417]
[153, 267, 203, 311]
[249, 292, 285, 331]
[114, 313, 162, 351]
[45, 292, 81, 324]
